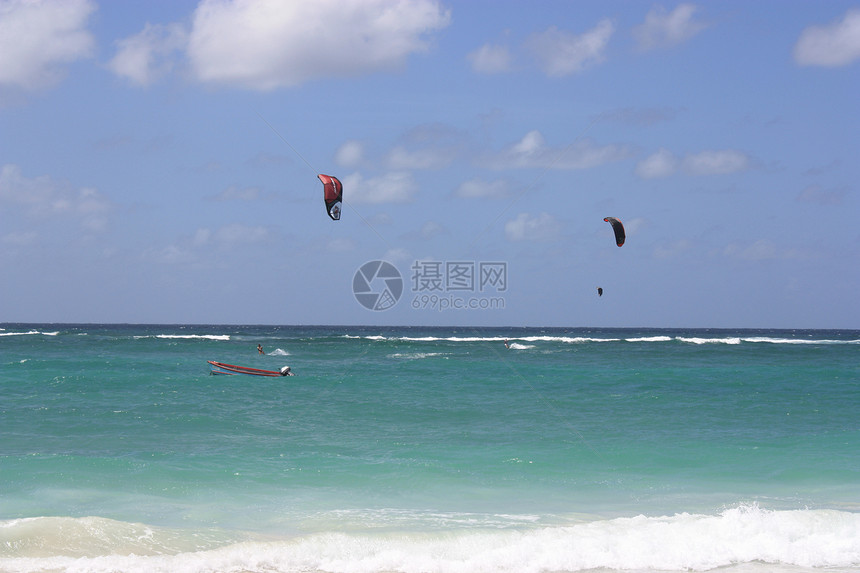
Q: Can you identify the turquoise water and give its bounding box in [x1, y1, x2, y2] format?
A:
[1, 324, 859, 572]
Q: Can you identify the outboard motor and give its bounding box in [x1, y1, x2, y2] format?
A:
[280, 366, 292, 376]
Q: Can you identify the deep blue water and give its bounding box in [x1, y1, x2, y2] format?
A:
[1, 324, 859, 572]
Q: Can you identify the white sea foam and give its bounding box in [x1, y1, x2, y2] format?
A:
[678, 336, 743, 345]
[0, 329, 58, 337]
[388, 352, 446, 360]
[626, 336, 673, 342]
[742, 336, 860, 345]
[364, 335, 621, 344]
[153, 334, 231, 341]
[0, 505, 857, 573]
[268, 348, 290, 356]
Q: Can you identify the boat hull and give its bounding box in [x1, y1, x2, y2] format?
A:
[208, 361, 285, 377]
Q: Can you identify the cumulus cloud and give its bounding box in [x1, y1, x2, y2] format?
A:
[483, 130, 630, 170]
[336, 140, 367, 168]
[527, 19, 614, 76]
[635, 148, 678, 178]
[0, 164, 111, 231]
[635, 149, 749, 178]
[468, 44, 512, 74]
[0, 0, 95, 91]
[794, 9, 860, 67]
[344, 171, 415, 204]
[185, 0, 450, 90]
[633, 3, 707, 51]
[505, 212, 561, 242]
[107, 22, 187, 86]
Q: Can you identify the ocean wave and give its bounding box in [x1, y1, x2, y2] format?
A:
[677, 336, 860, 345]
[130, 334, 231, 341]
[741, 336, 860, 345]
[268, 348, 290, 356]
[678, 336, 743, 345]
[0, 330, 46, 337]
[1, 505, 857, 573]
[363, 335, 621, 344]
[388, 352, 447, 360]
[362, 334, 860, 346]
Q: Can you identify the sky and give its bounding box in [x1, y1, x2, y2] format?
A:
[1, 0, 859, 328]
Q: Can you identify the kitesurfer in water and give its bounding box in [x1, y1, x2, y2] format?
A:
[257, 344, 264, 354]
[504, 339, 510, 349]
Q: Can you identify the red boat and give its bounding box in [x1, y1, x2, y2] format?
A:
[208, 361, 293, 377]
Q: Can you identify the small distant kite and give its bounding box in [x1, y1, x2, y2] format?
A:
[597, 287, 603, 297]
[603, 217, 625, 247]
[318, 174, 343, 221]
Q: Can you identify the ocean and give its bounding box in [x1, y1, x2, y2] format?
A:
[1, 324, 858, 573]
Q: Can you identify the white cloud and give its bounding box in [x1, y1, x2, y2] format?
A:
[527, 19, 614, 77]
[635, 149, 749, 178]
[336, 140, 366, 168]
[0, 0, 95, 91]
[468, 44, 511, 74]
[384, 123, 465, 170]
[326, 237, 356, 252]
[683, 149, 749, 175]
[484, 130, 630, 170]
[344, 172, 415, 204]
[148, 223, 270, 264]
[796, 184, 847, 205]
[107, 22, 187, 86]
[633, 3, 707, 51]
[0, 164, 111, 231]
[636, 148, 678, 178]
[146, 244, 193, 265]
[186, 0, 450, 90]
[383, 247, 411, 264]
[418, 221, 447, 239]
[505, 212, 561, 242]
[213, 223, 270, 246]
[193, 228, 211, 247]
[456, 178, 510, 199]
[794, 9, 860, 67]
[1, 231, 38, 246]
[386, 146, 455, 170]
[722, 239, 808, 262]
[654, 238, 692, 259]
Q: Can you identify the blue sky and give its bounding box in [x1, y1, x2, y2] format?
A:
[1, 0, 858, 328]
